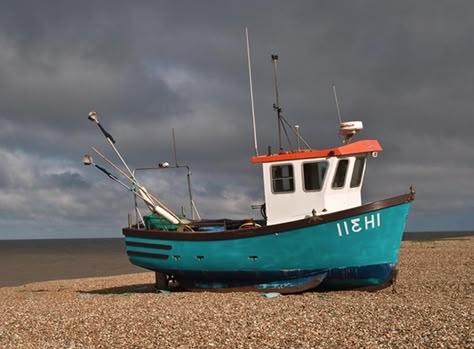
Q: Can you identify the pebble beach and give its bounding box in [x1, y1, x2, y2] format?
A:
[1, 237, 472, 348]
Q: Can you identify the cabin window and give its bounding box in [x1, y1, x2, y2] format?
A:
[350, 157, 366, 188]
[332, 159, 349, 188]
[303, 161, 328, 191]
[271, 164, 294, 193]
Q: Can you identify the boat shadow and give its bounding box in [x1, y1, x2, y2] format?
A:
[78, 283, 160, 296]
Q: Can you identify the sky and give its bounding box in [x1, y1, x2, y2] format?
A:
[1, 1, 473, 239]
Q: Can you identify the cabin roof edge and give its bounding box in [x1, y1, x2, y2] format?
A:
[250, 139, 382, 163]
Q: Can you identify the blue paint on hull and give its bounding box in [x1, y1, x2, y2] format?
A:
[179, 270, 328, 292]
[141, 263, 395, 291]
[319, 263, 396, 290]
[124, 202, 410, 291]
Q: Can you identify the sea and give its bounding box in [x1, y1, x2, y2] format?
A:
[0, 231, 472, 288]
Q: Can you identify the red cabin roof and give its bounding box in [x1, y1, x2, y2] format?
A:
[251, 140, 382, 164]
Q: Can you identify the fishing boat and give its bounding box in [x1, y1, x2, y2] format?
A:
[84, 47, 414, 294]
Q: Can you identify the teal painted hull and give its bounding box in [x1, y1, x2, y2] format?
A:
[123, 196, 411, 292]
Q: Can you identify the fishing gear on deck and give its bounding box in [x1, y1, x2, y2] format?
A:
[85, 112, 192, 230]
[83, 155, 148, 201]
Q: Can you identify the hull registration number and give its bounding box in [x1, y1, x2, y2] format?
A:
[336, 213, 381, 237]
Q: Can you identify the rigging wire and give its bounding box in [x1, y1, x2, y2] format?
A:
[279, 113, 312, 149]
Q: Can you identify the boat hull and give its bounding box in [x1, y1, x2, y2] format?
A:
[123, 193, 413, 293]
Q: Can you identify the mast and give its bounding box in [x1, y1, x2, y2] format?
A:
[245, 28, 259, 156]
[272, 54, 283, 152]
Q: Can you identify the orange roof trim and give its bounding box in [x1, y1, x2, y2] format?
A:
[251, 140, 383, 164]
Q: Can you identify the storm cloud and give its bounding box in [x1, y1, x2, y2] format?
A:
[0, 1, 473, 238]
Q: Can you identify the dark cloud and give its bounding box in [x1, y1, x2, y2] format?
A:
[0, 1, 473, 238]
[45, 172, 90, 189]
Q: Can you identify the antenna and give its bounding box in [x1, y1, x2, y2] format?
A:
[245, 28, 259, 156]
[272, 54, 283, 152]
[332, 84, 342, 124]
[172, 128, 178, 166]
[295, 125, 301, 151]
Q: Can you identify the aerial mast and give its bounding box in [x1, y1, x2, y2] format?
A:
[272, 54, 283, 152]
[332, 84, 343, 124]
[245, 28, 259, 156]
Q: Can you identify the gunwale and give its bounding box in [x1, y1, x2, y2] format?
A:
[123, 191, 413, 241]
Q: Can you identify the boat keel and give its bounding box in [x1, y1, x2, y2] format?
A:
[155, 271, 327, 294]
[152, 263, 397, 294]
